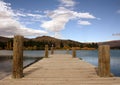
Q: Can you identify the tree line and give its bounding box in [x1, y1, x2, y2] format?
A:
[0, 39, 98, 50]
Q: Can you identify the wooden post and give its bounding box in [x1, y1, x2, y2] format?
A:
[6, 42, 9, 50]
[98, 45, 110, 77]
[45, 45, 48, 58]
[10, 42, 12, 50]
[66, 49, 69, 54]
[72, 47, 76, 58]
[51, 46, 54, 55]
[12, 35, 24, 78]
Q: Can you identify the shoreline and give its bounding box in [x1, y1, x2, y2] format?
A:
[23, 57, 43, 69]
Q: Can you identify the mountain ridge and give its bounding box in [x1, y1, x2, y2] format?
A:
[0, 36, 120, 49]
[98, 40, 120, 48]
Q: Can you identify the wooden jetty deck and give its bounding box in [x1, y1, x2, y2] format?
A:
[1, 54, 120, 85]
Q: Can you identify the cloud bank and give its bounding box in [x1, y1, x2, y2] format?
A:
[0, 0, 47, 37]
[41, 0, 96, 37]
[0, 0, 97, 38]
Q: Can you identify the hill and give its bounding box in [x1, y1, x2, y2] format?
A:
[34, 36, 60, 41]
[98, 40, 120, 49]
[30, 36, 82, 49]
[0, 36, 10, 42]
[0, 36, 98, 50]
[1, 36, 120, 49]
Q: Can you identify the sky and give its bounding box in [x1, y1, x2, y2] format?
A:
[0, 0, 120, 42]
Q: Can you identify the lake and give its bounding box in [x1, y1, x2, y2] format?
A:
[0, 50, 45, 80]
[0, 50, 120, 79]
[54, 50, 120, 76]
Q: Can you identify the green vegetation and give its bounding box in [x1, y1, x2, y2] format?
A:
[24, 40, 56, 50]
[85, 43, 98, 49]
[0, 39, 98, 50]
[0, 42, 6, 49]
[0, 36, 100, 50]
[1, 36, 120, 50]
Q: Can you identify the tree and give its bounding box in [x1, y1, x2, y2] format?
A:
[0, 42, 5, 49]
[60, 41, 64, 48]
[80, 43, 83, 48]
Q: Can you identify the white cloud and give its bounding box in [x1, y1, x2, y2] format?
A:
[54, 32, 63, 39]
[47, 7, 95, 19]
[112, 33, 120, 36]
[73, 12, 96, 19]
[60, 0, 76, 7]
[14, 9, 46, 23]
[40, 0, 97, 38]
[41, 14, 70, 32]
[0, 17, 47, 37]
[15, 12, 43, 19]
[117, 10, 120, 14]
[78, 20, 91, 25]
[0, 1, 13, 19]
[0, 0, 47, 37]
[27, 13, 42, 17]
[41, 7, 95, 32]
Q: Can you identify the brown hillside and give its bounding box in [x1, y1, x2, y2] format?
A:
[98, 40, 120, 48]
[0, 36, 10, 42]
[31, 36, 81, 48]
[33, 36, 60, 42]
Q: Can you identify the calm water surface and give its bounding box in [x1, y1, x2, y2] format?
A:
[54, 50, 120, 76]
[0, 50, 120, 79]
[74, 50, 120, 76]
[0, 50, 44, 79]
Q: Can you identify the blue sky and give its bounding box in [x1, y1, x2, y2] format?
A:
[0, 0, 120, 42]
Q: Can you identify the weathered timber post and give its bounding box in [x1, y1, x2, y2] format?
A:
[10, 42, 12, 50]
[51, 45, 54, 55]
[72, 47, 76, 58]
[98, 45, 110, 77]
[66, 49, 69, 54]
[12, 35, 24, 78]
[45, 45, 48, 58]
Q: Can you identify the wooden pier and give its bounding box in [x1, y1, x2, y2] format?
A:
[0, 54, 120, 85]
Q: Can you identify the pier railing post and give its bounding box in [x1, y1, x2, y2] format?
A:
[45, 45, 48, 58]
[66, 49, 69, 54]
[51, 46, 54, 55]
[72, 47, 76, 58]
[12, 35, 24, 78]
[98, 45, 110, 77]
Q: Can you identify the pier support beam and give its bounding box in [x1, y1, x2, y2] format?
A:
[45, 45, 48, 58]
[66, 49, 69, 54]
[72, 47, 76, 58]
[98, 45, 110, 77]
[51, 46, 54, 55]
[12, 35, 24, 78]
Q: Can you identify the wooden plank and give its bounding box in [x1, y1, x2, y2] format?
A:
[0, 54, 120, 85]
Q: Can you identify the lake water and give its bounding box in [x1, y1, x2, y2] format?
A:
[0, 50, 120, 79]
[0, 50, 44, 80]
[55, 50, 120, 76]
[76, 50, 120, 76]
